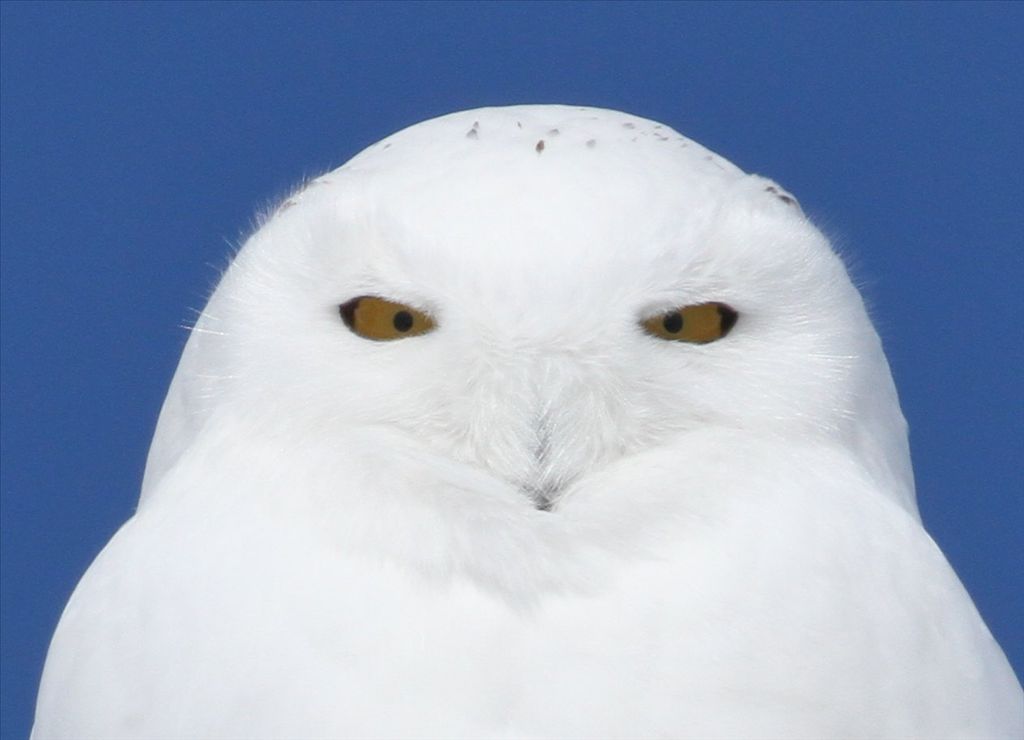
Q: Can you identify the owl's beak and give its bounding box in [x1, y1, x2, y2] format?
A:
[523, 483, 559, 512]
[519, 425, 566, 511]
[462, 363, 592, 512]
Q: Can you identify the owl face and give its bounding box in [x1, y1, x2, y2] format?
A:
[196, 106, 895, 510]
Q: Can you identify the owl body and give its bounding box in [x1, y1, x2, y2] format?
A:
[34, 106, 1022, 738]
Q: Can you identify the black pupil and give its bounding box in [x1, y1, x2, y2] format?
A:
[393, 310, 414, 332]
[662, 311, 683, 333]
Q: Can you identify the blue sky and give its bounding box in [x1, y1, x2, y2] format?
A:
[1, 2, 1021, 736]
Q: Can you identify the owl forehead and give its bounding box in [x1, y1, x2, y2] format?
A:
[343, 105, 744, 207]
[346, 105, 741, 174]
[314, 106, 751, 288]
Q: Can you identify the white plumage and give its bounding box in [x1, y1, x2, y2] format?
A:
[34, 105, 1022, 739]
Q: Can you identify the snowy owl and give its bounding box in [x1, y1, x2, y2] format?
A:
[34, 106, 1021, 739]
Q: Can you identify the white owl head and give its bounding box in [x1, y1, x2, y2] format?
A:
[143, 105, 914, 516]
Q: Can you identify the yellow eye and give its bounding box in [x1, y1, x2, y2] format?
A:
[339, 296, 436, 341]
[642, 302, 738, 344]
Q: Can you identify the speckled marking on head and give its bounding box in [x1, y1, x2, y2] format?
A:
[765, 184, 798, 207]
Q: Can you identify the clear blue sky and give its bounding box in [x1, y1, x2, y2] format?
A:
[2, 2, 1021, 737]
